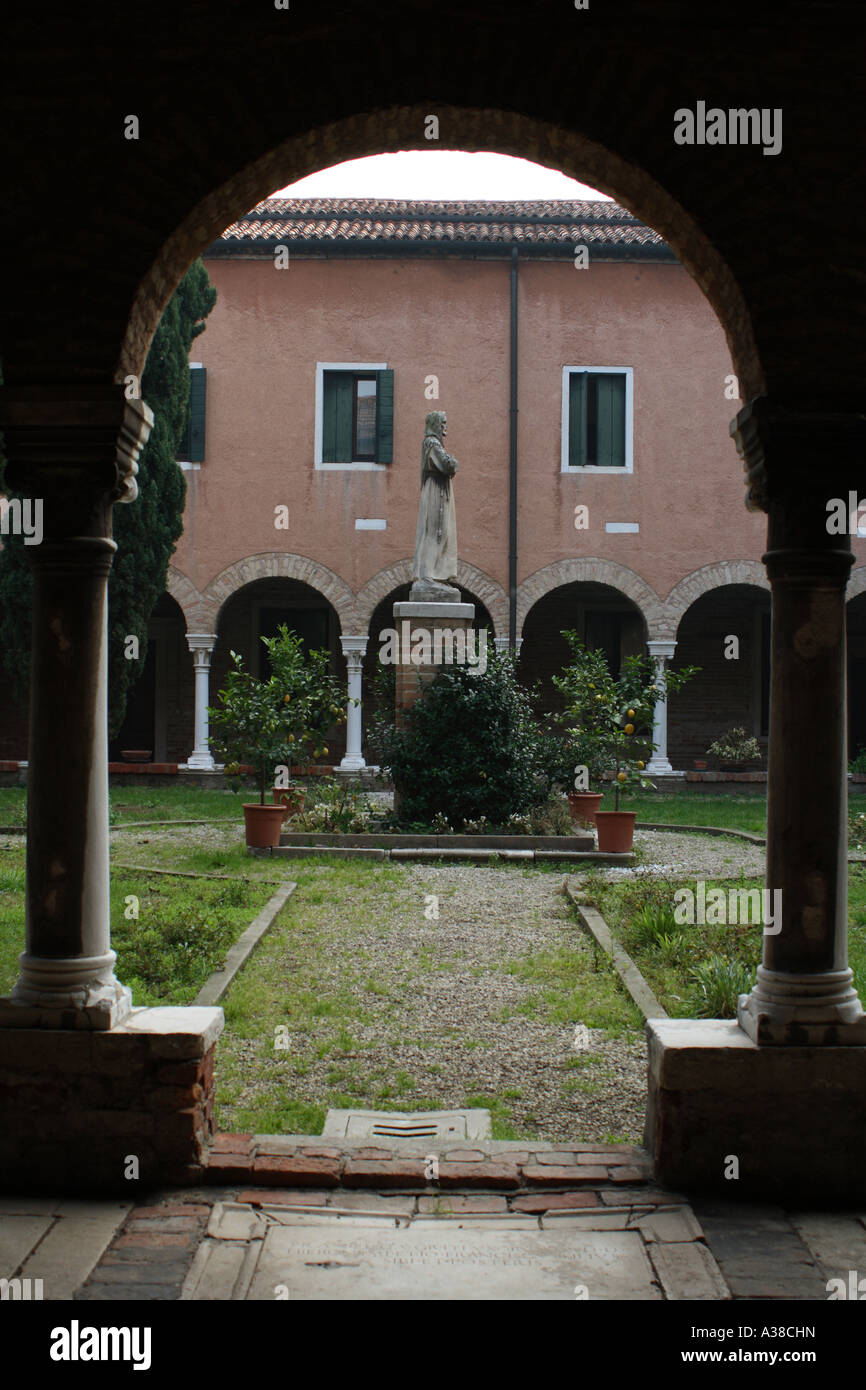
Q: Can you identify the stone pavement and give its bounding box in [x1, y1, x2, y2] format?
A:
[2, 1141, 866, 1300]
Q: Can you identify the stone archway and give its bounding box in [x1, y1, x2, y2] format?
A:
[517, 558, 666, 640]
[663, 560, 771, 634]
[5, 6, 866, 1200]
[117, 105, 763, 407]
[202, 553, 359, 635]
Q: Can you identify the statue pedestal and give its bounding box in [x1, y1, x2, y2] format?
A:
[392, 601, 476, 728]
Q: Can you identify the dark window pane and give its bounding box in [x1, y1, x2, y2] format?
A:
[355, 378, 377, 457]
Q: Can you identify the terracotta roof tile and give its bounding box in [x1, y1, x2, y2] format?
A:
[209, 197, 673, 259]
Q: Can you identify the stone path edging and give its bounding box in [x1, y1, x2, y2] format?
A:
[636, 820, 866, 863]
[565, 882, 667, 1022]
[193, 882, 297, 1006]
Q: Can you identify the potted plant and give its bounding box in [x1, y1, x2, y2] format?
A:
[208, 625, 346, 849]
[550, 641, 614, 826]
[553, 634, 698, 851]
[706, 727, 762, 771]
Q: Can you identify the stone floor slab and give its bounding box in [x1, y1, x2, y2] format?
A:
[19, 1207, 132, 1299]
[630, 1206, 705, 1243]
[648, 1240, 730, 1300]
[245, 1216, 661, 1300]
[0, 1215, 53, 1276]
[788, 1213, 866, 1282]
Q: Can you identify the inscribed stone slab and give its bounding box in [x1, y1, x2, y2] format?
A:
[246, 1220, 660, 1300]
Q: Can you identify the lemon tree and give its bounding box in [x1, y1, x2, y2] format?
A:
[208, 625, 346, 804]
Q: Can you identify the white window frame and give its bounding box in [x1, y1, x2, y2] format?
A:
[561, 365, 634, 475]
[315, 362, 389, 471]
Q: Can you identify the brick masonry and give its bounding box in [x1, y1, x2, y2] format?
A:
[0, 1011, 222, 1194]
[201, 1135, 651, 1192]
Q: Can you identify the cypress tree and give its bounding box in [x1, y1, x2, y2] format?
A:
[0, 259, 216, 737]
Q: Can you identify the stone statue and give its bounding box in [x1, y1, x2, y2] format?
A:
[410, 410, 461, 602]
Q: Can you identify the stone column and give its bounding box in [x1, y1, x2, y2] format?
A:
[733, 401, 866, 1043]
[339, 636, 368, 771]
[645, 639, 677, 775]
[0, 388, 152, 1029]
[185, 633, 218, 770]
[494, 635, 523, 658]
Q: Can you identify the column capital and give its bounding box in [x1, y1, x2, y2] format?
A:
[340, 635, 369, 659]
[730, 396, 866, 517]
[186, 632, 218, 655]
[647, 639, 676, 660]
[0, 384, 153, 537]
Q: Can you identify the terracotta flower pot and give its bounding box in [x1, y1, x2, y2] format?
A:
[243, 802, 286, 849]
[567, 791, 603, 826]
[693, 759, 708, 770]
[273, 787, 305, 818]
[595, 810, 636, 853]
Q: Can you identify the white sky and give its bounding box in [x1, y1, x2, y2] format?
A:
[273, 151, 610, 201]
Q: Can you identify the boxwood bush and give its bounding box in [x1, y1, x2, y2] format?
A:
[372, 648, 560, 828]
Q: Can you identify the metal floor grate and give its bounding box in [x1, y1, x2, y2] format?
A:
[322, 1108, 492, 1141]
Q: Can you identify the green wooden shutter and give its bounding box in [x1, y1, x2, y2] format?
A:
[322, 372, 353, 462]
[185, 366, 207, 462]
[568, 371, 588, 468]
[596, 373, 626, 467]
[375, 368, 394, 463]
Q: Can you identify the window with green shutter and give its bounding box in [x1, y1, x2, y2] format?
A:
[565, 368, 629, 470]
[178, 365, 207, 463]
[321, 367, 394, 464]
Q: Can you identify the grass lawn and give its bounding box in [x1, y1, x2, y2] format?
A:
[0, 836, 279, 1007]
[581, 863, 866, 1019]
[0, 784, 251, 828]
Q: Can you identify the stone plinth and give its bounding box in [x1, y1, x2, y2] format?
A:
[0, 1006, 223, 1193]
[645, 1018, 866, 1202]
[391, 601, 477, 727]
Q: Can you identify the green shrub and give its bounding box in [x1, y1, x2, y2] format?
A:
[371, 648, 554, 827]
[629, 902, 685, 950]
[686, 955, 754, 1018]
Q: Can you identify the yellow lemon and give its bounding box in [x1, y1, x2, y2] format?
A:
[637, 760, 645, 769]
[617, 771, 627, 783]
[322, 746, 328, 755]
[625, 723, 634, 734]
[595, 694, 602, 701]
[627, 708, 635, 717]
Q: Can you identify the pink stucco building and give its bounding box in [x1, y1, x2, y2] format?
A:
[4, 197, 866, 775]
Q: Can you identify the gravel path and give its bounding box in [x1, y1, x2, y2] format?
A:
[99, 822, 765, 1142]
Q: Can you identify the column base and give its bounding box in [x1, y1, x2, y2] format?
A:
[0, 953, 134, 1030]
[646, 1018, 866, 1201]
[645, 760, 685, 777]
[338, 755, 367, 771]
[737, 965, 866, 1044]
[182, 753, 217, 771]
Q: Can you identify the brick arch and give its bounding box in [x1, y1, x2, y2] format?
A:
[354, 560, 508, 636]
[665, 561, 770, 635]
[166, 565, 211, 634]
[202, 553, 358, 632]
[848, 566, 866, 603]
[517, 559, 666, 639]
[118, 105, 763, 410]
